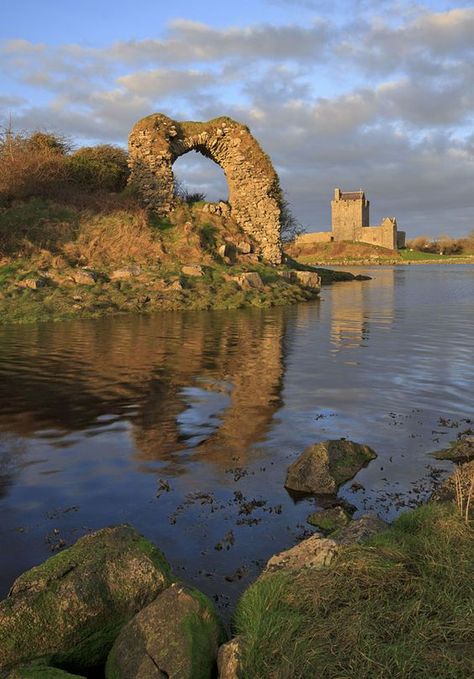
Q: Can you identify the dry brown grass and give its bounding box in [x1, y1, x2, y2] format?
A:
[63, 208, 165, 266]
[0, 131, 70, 205]
[453, 467, 474, 523]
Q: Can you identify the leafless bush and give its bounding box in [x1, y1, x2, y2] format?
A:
[0, 126, 71, 205]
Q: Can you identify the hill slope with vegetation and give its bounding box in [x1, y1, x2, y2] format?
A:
[0, 128, 355, 324]
[287, 239, 474, 266]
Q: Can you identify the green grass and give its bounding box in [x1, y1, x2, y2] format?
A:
[399, 249, 469, 262]
[234, 502, 474, 678]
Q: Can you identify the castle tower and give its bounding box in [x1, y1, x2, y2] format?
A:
[331, 188, 370, 241]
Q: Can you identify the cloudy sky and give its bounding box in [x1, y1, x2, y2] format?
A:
[1, 0, 473, 236]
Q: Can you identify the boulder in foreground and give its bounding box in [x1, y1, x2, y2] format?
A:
[106, 583, 225, 679]
[285, 439, 377, 495]
[0, 525, 172, 674]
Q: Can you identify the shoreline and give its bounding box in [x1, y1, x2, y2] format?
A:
[0, 260, 364, 326]
[294, 257, 474, 267]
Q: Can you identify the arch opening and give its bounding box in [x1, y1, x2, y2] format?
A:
[172, 151, 229, 204]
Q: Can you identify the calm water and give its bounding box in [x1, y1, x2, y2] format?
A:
[1, 265, 473, 615]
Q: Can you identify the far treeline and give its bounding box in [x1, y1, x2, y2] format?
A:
[407, 233, 474, 256]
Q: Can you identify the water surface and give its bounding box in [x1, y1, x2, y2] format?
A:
[1, 265, 473, 615]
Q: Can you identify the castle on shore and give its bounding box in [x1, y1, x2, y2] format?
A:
[297, 188, 405, 250]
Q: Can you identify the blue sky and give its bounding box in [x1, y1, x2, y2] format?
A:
[1, 0, 474, 236]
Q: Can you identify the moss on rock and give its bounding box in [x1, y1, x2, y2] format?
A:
[307, 506, 351, 534]
[285, 439, 377, 495]
[0, 526, 173, 674]
[106, 583, 226, 679]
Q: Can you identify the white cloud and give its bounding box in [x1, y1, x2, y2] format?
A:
[1, 7, 474, 237]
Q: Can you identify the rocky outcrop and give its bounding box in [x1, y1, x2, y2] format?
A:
[263, 513, 387, 574]
[128, 114, 283, 264]
[106, 583, 225, 679]
[432, 435, 474, 463]
[285, 439, 377, 495]
[0, 526, 172, 674]
[294, 270, 321, 290]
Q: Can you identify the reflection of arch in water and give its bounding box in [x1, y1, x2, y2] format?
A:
[128, 113, 283, 264]
[0, 308, 289, 479]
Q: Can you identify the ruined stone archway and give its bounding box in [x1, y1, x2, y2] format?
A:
[128, 113, 283, 264]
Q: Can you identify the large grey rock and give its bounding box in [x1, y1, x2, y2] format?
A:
[432, 435, 474, 463]
[106, 583, 225, 679]
[217, 637, 243, 679]
[0, 526, 172, 674]
[285, 439, 377, 495]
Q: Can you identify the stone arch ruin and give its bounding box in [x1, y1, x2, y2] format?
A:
[128, 113, 283, 264]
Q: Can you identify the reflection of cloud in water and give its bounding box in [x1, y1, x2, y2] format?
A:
[177, 386, 232, 448]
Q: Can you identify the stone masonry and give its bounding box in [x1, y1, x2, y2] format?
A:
[128, 113, 283, 264]
[331, 188, 405, 249]
[296, 188, 406, 250]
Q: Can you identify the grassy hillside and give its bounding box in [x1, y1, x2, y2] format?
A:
[287, 240, 474, 265]
[0, 196, 325, 324]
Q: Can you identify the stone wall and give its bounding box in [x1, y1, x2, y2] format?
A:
[296, 231, 334, 245]
[128, 113, 283, 264]
[357, 218, 398, 250]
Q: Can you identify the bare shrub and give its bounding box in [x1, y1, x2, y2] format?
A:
[406, 235, 431, 251]
[173, 178, 206, 204]
[280, 193, 304, 243]
[0, 127, 70, 205]
[68, 145, 129, 192]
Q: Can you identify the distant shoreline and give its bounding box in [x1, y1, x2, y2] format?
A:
[304, 258, 474, 267]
